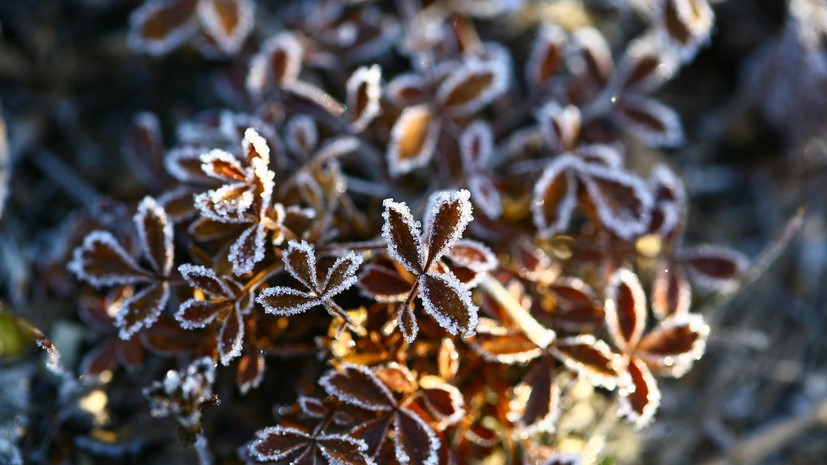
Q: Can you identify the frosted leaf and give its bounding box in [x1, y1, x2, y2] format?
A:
[175, 298, 228, 329]
[249, 425, 311, 461]
[282, 240, 319, 291]
[246, 32, 304, 97]
[536, 101, 581, 152]
[511, 357, 560, 435]
[134, 196, 174, 277]
[472, 323, 543, 365]
[398, 302, 420, 343]
[158, 186, 198, 222]
[651, 261, 691, 320]
[298, 396, 328, 419]
[358, 264, 411, 303]
[229, 222, 266, 275]
[346, 64, 383, 132]
[321, 251, 363, 296]
[316, 434, 375, 465]
[617, 37, 677, 93]
[68, 231, 153, 287]
[460, 120, 494, 171]
[436, 58, 510, 117]
[569, 27, 614, 89]
[319, 363, 395, 411]
[165, 146, 215, 184]
[525, 24, 567, 90]
[115, 282, 170, 340]
[678, 245, 748, 293]
[418, 272, 478, 337]
[195, 183, 254, 223]
[576, 144, 623, 168]
[636, 313, 709, 378]
[446, 239, 497, 273]
[552, 335, 628, 391]
[550, 278, 605, 332]
[650, 164, 687, 236]
[618, 357, 661, 429]
[178, 263, 233, 298]
[422, 189, 473, 270]
[80, 340, 117, 376]
[616, 96, 684, 148]
[419, 375, 465, 428]
[284, 115, 318, 157]
[236, 350, 265, 395]
[257, 286, 321, 316]
[127, 0, 199, 57]
[531, 156, 577, 238]
[381, 199, 424, 275]
[197, 0, 255, 55]
[386, 73, 427, 107]
[201, 149, 246, 181]
[578, 161, 654, 240]
[376, 364, 421, 395]
[468, 175, 502, 219]
[387, 104, 440, 177]
[657, 0, 714, 62]
[605, 268, 648, 351]
[393, 410, 439, 465]
[218, 308, 244, 365]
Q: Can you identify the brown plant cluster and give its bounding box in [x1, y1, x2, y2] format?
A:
[4, 0, 762, 464]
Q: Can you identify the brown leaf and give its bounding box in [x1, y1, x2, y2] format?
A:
[393, 409, 439, 465]
[678, 245, 748, 292]
[236, 349, 265, 395]
[550, 278, 604, 332]
[570, 28, 614, 90]
[257, 287, 321, 316]
[536, 101, 581, 152]
[553, 335, 627, 390]
[134, 197, 173, 277]
[531, 156, 577, 238]
[658, 0, 714, 60]
[320, 364, 396, 411]
[651, 262, 691, 320]
[218, 308, 243, 365]
[604, 269, 648, 350]
[418, 272, 477, 336]
[616, 96, 684, 148]
[347, 65, 382, 132]
[423, 190, 473, 270]
[358, 264, 413, 303]
[80, 340, 118, 376]
[514, 356, 560, 433]
[198, 0, 255, 55]
[387, 104, 439, 176]
[618, 357, 661, 428]
[69, 231, 154, 287]
[282, 240, 319, 291]
[322, 251, 363, 296]
[374, 363, 418, 394]
[437, 59, 509, 117]
[446, 239, 497, 274]
[116, 282, 170, 339]
[419, 375, 465, 428]
[128, 0, 199, 56]
[175, 298, 229, 329]
[472, 318, 542, 364]
[179, 264, 233, 298]
[228, 222, 266, 276]
[246, 32, 303, 96]
[381, 199, 424, 275]
[636, 313, 708, 377]
[525, 25, 567, 90]
[578, 161, 653, 240]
